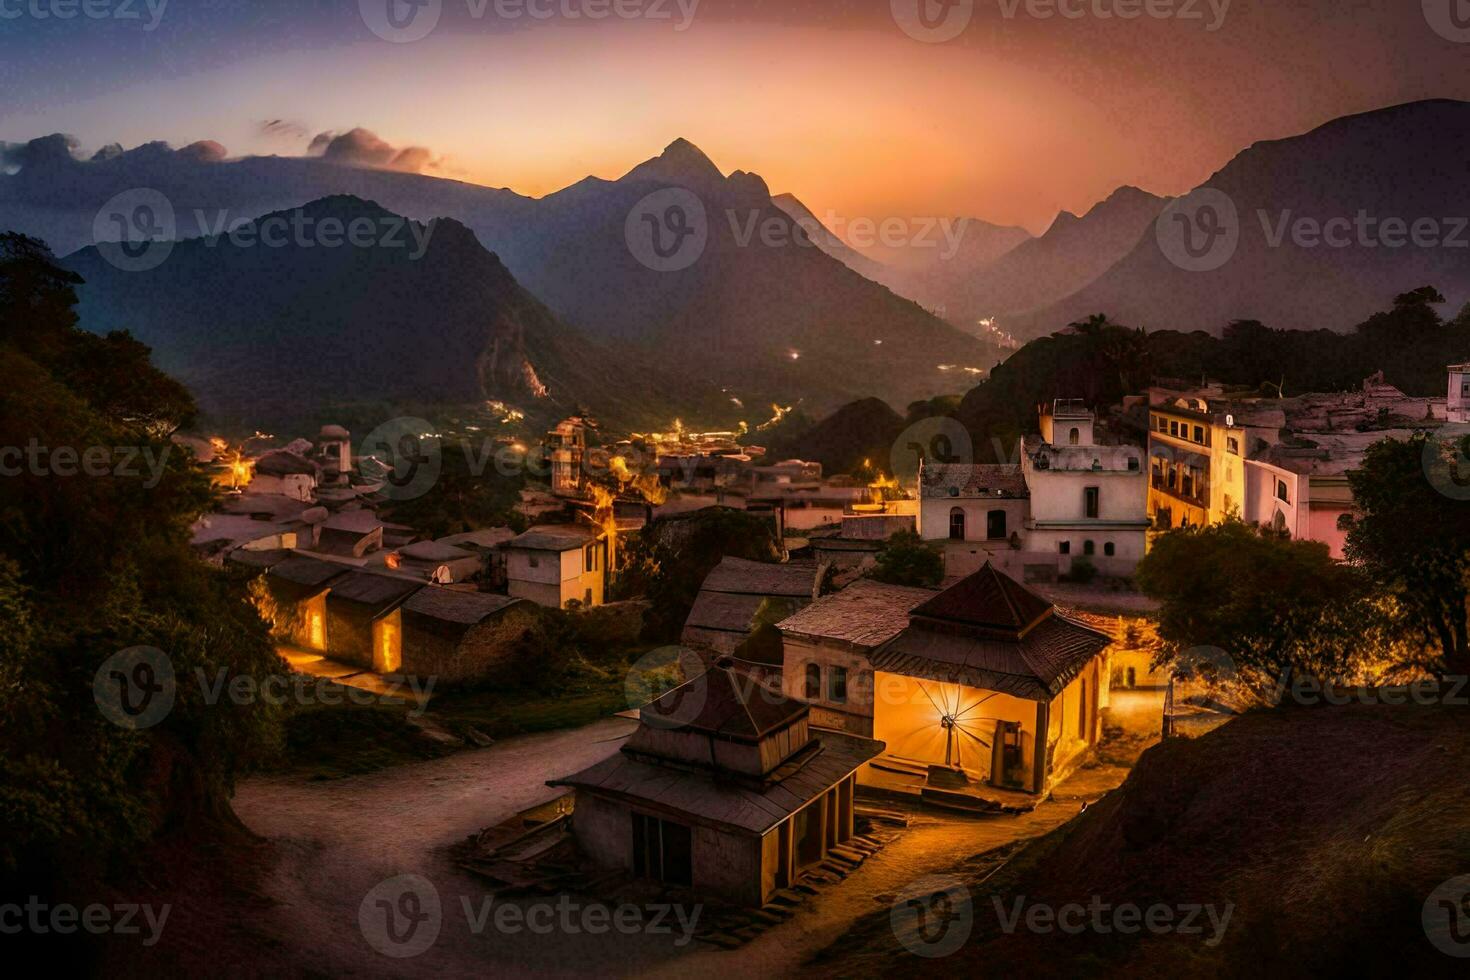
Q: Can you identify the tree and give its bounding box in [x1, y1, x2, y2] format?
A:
[1135, 519, 1377, 696]
[869, 531, 944, 588]
[1342, 436, 1470, 677]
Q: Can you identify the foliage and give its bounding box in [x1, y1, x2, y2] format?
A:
[0, 233, 281, 881]
[1135, 519, 1382, 697]
[869, 530, 944, 588]
[1342, 436, 1470, 676]
[378, 439, 528, 539]
[611, 507, 781, 640]
[1065, 556, 1098, 584]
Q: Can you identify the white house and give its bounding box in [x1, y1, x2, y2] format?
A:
[1450, 362, 1470, 423]
[503, 524, 608, 608]
[1021, 400, 1149, 577]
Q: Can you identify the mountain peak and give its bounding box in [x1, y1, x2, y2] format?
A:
[621, 137, 724, 187]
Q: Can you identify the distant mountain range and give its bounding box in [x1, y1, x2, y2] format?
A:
[1011, 100, 1470, 339]
[2, 136, 999, 424]
[61, 197, 719, 432]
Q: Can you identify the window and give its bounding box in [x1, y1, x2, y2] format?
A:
[1078, 679, 1089, 738]
[1169, 421, 1180, 437]
[1059, 541, 1071, 555]
[528, 554, 540, 568]
[1276, 480, 1290, 503]
[1193, 425, 1205, 444]
[632, 813, 693, 887]
[986, 509, 1008, 540]
[804, 663, 821, 700]
[828, 667, 848, 704]
[1083, 486, 1100, 519]
[584, 543, 600, 573]
[1084, 540, 1096, 556]
[1068, 427, 1081, 446]
[1127, 456, 1140, 472]
[1227, 436, 1240, 455]
[949, 507, 966, 540]
[1104, 542, 1116, 557]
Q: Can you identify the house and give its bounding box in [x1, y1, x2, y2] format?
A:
[324, 570, 423, 673]
[190, 513, 303, 563]
[1451, 363, 1470, 423]
[549, 659, 884, 907]
[681, 557, 824, 654]
[1146, 393, 1251, 530]
[248, 450, 319, 502]
[398, 589, 538, 684]
[547, 416, 589, 497]
[503, 524, 608, 608]
[918, 461, 1032, 579]
[261, 555, 351, 650]
[777, 578, 937, 735]
[316, 509, 385, 558]
[1022, 401, 1149, 577]
[808, 514, 916, 574]
[390, 539, 483, 584]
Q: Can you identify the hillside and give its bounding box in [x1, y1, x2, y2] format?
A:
[764, 397, 907, 476]
[1015, 100, 1470, 339]
[816, 701, 1470, 977]
[61, 196, 715, 432]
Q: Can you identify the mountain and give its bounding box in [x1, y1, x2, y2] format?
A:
[771, 193, 891, 285]
[2, 136, 1000, 418]
[1012, 100, 1470, 339]
[948, 185, 1168, 322]
[764, 397, 906, 476]
[60, 196, 715, 432]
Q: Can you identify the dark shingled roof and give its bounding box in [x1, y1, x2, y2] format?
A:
[777, 579, 937, 649]
[699, 557, 819, 598]
[267, 555, 353, 589]
[548, 729, 884, 835]
[912, 563, 1055, 634]
[506, 524, 599, 552]
[326, 571, 424, 612]
[402, 588, 525, 625]
[871, 564, 1112, 702]
[254, 450, 317, 476]
[642, 663, 807, 741]
[921, 462, 1028, 499]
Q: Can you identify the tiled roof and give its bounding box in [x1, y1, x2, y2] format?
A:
[326, 571, 424, 611]
[399, 540, 476, 562]
[322, 509, 384, 534]
[402, 588, 525, 625]
[700, 557, 820, 598]
[640, 663, 807, 740]
[921, 463, 1028, 499]
[777, 579, 936, 649]
[549, 728, 884, 834]
[267, 555, 353, 589]
[911, 563, 1054, 634]
[254, 450, 317, 476]
[506, 524, 599, 552]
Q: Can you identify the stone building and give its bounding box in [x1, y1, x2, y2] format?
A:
[398, 589, 538, 684]
[550, 660, 883, 907]
[324, 570, 422, 673]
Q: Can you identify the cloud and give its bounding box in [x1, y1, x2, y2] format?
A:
[0, 134, 229, 173]
[258, 118, 309, 141]
[307, 127, 440, 174]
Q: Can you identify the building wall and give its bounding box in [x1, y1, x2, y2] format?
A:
[508, 578, 564, 609]
[1307, 504, 1350, 559]
[506, 544, 605, 608]
[781, 637, 876, 736]
[1243, 461, 1302, 536]
[399, 605, 539, 685]
[1045, 658, 1103, 784]
[326, 601, 376, 670]
[1147, 410, 1246, 530]
[372, 609, 403, 673]
[920, 498, 1028, 544]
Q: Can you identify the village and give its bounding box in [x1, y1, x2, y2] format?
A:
[172, 363, 1470, 968]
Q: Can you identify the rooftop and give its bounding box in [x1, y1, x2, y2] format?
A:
[777, 579, 937, 649]
[506, 524, 600, 552]
[640, 662, 808, 741]
[322, 509, 385, 534]
[921, 463, 1028, 499]
[401, 588, 525, 625]
[699, 556, 821, 598]
[326, 570, 424, 611]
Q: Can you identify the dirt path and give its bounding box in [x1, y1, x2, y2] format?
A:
[234, 719, 1127, 977]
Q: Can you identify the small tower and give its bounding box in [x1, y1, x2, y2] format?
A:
[317, 424, 352, 485]
[1040, 399, 1095, 447]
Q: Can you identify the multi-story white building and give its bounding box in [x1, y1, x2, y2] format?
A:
[1022, 400, 1149, 578]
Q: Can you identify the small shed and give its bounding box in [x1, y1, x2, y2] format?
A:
[260, 555, 352, 650]
[394, 540, 483, 584]
[399, 589, 539, 684]
[324, 570, 424, 672]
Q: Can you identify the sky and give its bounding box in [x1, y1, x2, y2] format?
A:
[2, 0, 1469, 234]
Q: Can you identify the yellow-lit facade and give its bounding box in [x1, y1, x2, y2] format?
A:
[1146, 400, 1246, 532]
